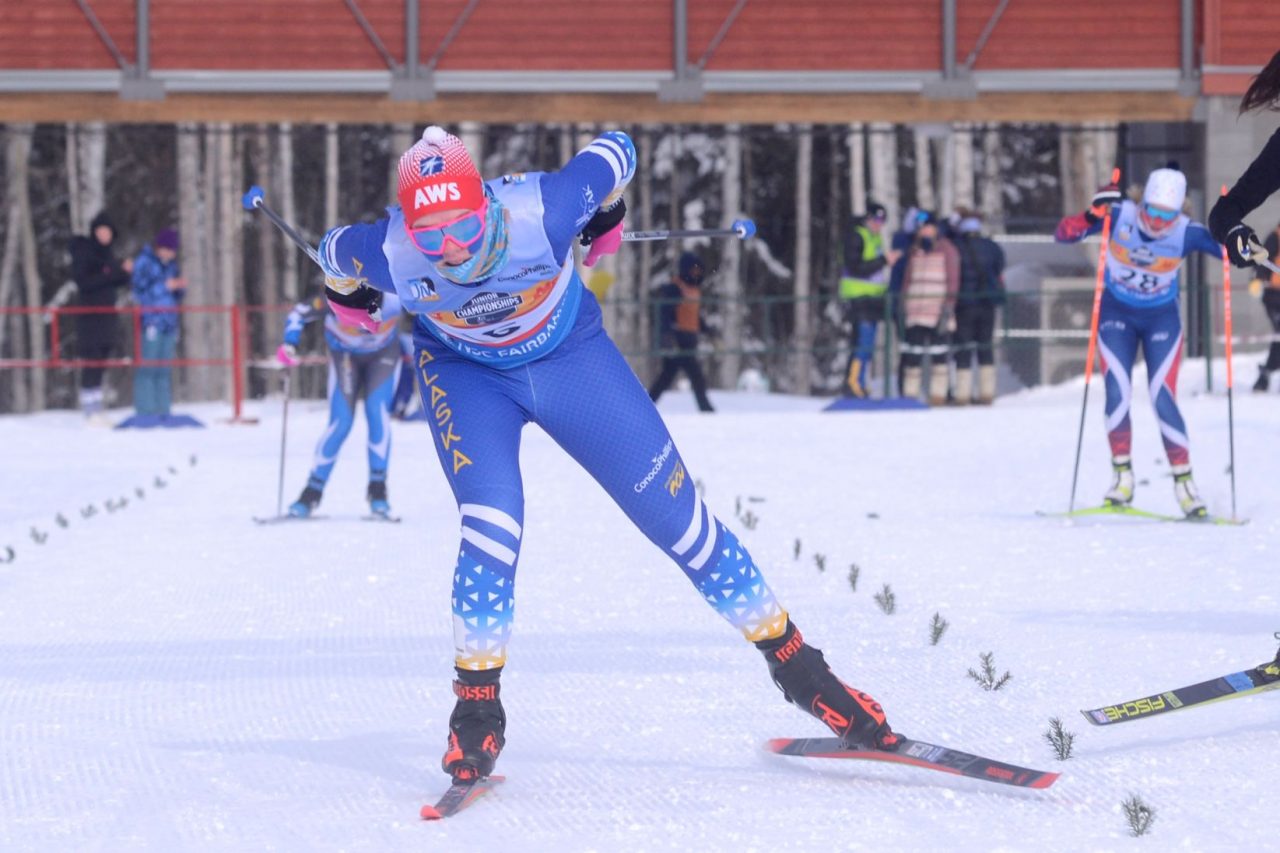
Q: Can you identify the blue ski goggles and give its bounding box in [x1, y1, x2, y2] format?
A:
[1142, 203, 1179, 222]
[406, 199, 489, 258]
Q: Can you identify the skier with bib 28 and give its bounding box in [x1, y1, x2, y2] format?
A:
[315, 126, 898, 783]
[1055, 167, 1225, 518]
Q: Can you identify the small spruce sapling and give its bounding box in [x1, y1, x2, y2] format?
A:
[874, 583, 895, 614]
[847, 563, 859, 592]
[1122, 794, 1156, 837]
[966, 651, 1012, 691]
[929, 612, 949, 646]
[1043, 717, 1075, 760]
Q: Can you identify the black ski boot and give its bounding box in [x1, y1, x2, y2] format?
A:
[287, 484, 323, 518]
[441, 668, 506, 782]
[756, 620, 898, 749]
[367, 480, 391, 517]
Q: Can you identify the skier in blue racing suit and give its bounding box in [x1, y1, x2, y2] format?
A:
[316, 126, 899, 782]
[1055, 167, 1225, 518]
[276, 292, 404, 518]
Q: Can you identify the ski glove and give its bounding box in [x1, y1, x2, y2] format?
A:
[325, 278, 384, 332]
[580, 198, 626, 267]
[1084, 183, 1122, 224]
[275, 343, 299, 366]
[1224, 223, 1262, 268]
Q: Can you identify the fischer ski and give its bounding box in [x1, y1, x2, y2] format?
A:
[1037, 505, 1247, 526]
[765, 736, 1059, 789]
[1081, 655, 1280, 726]
[420, 775, 504, 820]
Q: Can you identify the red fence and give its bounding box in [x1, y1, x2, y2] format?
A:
[0, 303, 302, 419]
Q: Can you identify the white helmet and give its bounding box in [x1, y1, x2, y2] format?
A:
[1139, 168, 1186, 236]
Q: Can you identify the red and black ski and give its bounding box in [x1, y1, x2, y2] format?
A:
[765, 737, 1059, 789]
[420, 775, 504, 820]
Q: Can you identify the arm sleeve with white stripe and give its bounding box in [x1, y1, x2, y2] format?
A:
[317, 219, 397, 295]
[537, 131, 637, 261]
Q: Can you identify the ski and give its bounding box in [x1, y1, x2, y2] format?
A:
[1036, 505, 1247, 526]
[765, 736, 1059, 789]
[1081, 656, 1280, 726]
[252, 513, 401, 525]
[420, 775, 504, 820]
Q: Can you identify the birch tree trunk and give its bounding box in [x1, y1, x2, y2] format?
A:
[952, 123, 975, 212]
[20, 145, 44, 411]
[0, 125, 32, 360]
[914, 130, 936, 213]
[252, 126, 280, 311]
[792, 125, 813, 395]
[176, 123, 208, 400]
[716, 124, 743, 389]
[324, 123, 339, 229]
[868, 123, 899, 230]
[277, 122, 298, 302]
[66, 122, 106, 235]
[848, 122, 866, 215]
[980, 125, 1004, 229]
[216, 124, 244, 407]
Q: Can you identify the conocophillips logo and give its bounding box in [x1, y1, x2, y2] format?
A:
[633, 440, 674, 493]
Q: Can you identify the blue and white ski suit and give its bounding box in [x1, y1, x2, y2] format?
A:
[319, 133, 786, 671]
[282, 293, 404, 491]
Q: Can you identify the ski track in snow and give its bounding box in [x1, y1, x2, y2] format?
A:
[1, 360, 1277, 850]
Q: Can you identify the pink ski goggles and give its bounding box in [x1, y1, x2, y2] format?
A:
[406, 199, 488, 258]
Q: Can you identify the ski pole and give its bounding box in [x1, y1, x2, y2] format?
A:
[1221, 186, 1238, 520]
[1247, 238, 1280, 276]
[276, 370, 291, 518]
[1068, 167, 1120, 512]
[622, 219, 756, 242]
[242, 185, 323, 268]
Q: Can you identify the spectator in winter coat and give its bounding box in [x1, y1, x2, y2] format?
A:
[130, 228, 185, 419]
[949, 210, 1006, 405]
[68, 211, 133, 417]
[648, 252, 715, 412]
[890, 213, 960, 405]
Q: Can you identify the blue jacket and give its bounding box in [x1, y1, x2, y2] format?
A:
[131, 245, 183, 333]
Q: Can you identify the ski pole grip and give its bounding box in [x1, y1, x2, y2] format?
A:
[242, 185, 265, 211]
[732, 218, 757, 239]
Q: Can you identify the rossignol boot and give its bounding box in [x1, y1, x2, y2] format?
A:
[1103, 456, 1134, 507]
[287, 483, 323, 518]
[441, 668, 506, 782]
[756, 620, 898, 750]
[1171, 464, 1207, 519]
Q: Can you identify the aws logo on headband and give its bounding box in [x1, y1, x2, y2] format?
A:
[413, 183, 464, 210]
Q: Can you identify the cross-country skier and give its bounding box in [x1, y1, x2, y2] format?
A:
[276, 291, 405, 518]
[1055, 167, 1225, 517]
[1210, 49, 1280, 268]
[315, 126, 898, 783]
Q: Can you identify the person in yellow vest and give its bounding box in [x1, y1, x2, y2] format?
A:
[838, 201, 900, 397]
[649, 252, 715, 412]
[1252, 220, 1280, 392]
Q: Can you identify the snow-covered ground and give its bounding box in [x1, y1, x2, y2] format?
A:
[2, 358, 1277, 851]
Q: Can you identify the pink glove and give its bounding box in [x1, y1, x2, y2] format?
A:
[583, 222, 623, 268]
[275, 344, 299, 367]
[327, 297, 382, 332]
